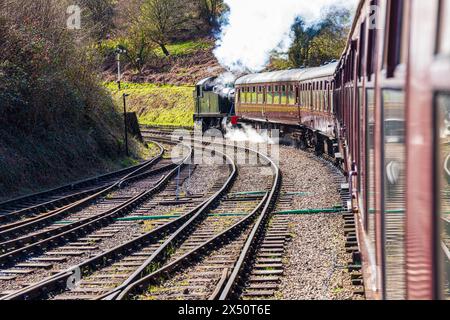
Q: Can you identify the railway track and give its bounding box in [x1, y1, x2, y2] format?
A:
[236, 169, 351, 300]
[0, 142, 234, 300]
[0, 142, 186, 270]
[120, 131, 351, 301]
[108, 140, 281, 301]
[0, 143, 183, 260]
[0, 142, 163, 226]
[0, 128, 356, 300]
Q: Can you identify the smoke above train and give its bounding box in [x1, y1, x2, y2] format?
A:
[213, 0, 356, 73]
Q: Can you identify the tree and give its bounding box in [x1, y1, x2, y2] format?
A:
[140, 0, 188, 56]
[197, 0, 224, 31]
[288, 6, 351, 68]
[288, 18, 320, 68]
[78, 0, 116, 39]
[120, 24, 157, 73]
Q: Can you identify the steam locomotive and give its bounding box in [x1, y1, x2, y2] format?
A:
[194, 0, 450, 300]
[193, 76, 236, 130]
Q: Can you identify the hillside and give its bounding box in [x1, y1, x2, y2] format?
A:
[101, 38, 224, 129]
[101, 38, 225, 86]
[0, 1, 148, 201]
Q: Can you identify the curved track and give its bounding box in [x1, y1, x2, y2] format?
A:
[111, 138, 281, 301]
[0, 141, 234, 299]
[0, 142, 164, 226]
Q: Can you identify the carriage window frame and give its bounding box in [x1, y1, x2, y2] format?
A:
[367, 0, 378, 80]
[358, 20, 367, 80]
[384, 0, 405, 78]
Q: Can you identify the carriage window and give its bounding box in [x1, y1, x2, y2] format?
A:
[382, 89, 406, 300]
[366, 89, 376, 247]
[438, 0, 450, 55]
[274, 86, 280, 104]
[267, 86, 273, 104]
[251, 87, 256, 104]
[436, 94, 450, 300]
[309, 84, 313, 109]
[329, 83, 333, 112]
[384, 0, 404, 78]
[315, 83, 319, 111]
[318, 83, 321, 111]
[288, 85, 296, 105]
[281, 85, 287, 104]
[258, 86, 264, 104]
[300, 85, 303, 106]
[321, 82, 325, 111]
[312, 83, 316, 110]
[324, 83, 329, 112]
[303, 85, 307, 107]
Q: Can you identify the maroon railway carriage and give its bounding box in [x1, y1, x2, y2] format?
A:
[334, 0, 450, 300]
[235, 63, 339, 157]
[231, 0, 450, 300]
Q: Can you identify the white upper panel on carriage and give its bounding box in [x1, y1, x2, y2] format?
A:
[235, 62, 338, 85]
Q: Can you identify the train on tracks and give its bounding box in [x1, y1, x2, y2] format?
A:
[194, 0, 450, 300]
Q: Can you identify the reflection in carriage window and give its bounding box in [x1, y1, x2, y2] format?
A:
[437, 94, 450, 300]
[366, 89, 376, 245]
[382, 89, 406, 300]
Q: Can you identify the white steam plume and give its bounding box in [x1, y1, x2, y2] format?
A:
[214, 0, 357, 73]
[224, 122, 278, 145]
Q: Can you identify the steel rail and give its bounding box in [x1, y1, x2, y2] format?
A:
[1, 143, 234, 300]
[0, 141, 166, 229]
[0, 141, 164, 216]
[0, 143, 191, 268]
[98, 148, 238, 300]
[114, 144, 280, 301]
[0, 162, 177, 247]
[0, 142, 169, 247]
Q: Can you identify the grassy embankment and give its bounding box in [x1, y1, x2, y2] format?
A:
[105, 82, 195, 128]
